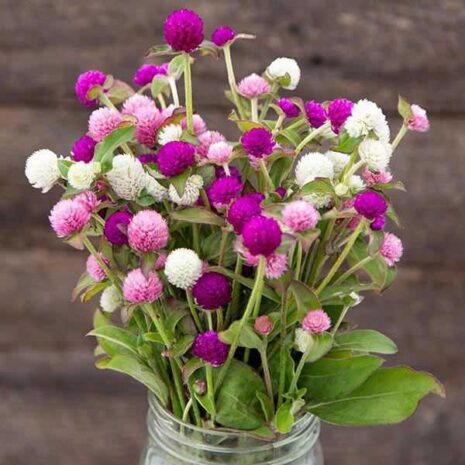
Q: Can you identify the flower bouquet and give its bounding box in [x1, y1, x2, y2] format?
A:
[25, 8, 443, 464]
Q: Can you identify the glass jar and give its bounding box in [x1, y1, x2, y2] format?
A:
[140, 394, 324, 465]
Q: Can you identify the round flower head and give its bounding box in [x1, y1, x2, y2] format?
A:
[135, 106, 165, 147]
[294, 328, 313, 353]
[133, 63, 168, 87]
[238, 73, 271, 99]
[192, 330, 229, 367]
[242, 215, 282, 257]
[138, 152, 157, 164]
[254, 315, 273, 336]
[100, 285, 122, 313]
[198, 130, 226, 157]
[241, 128, 275, 158]
[354, 190, 388, 220]
[211, 26, 235, 47]
[181, 114, 207, 136]
[282, 200, 319, 232]
[216, 165, 241, 180]
[75, 70, 106, 108]
[74, 191, 100, 213]
[157, 124, 183, 145]
[358, 139, 392, 172]
[328, 98, 353, 134]
[88, 108, 123, 142]
[295, 152, 334, 188]
[304, 101, 328, 128]
[164, 9, 204, 53]
[362, 168, 393, 186]
[49, 199, 91, 237]
[207, 176, 243, 208]
[157, 141, 195, 177]
[104, 211, 132, 246]
[277, 98, 301, 118]
[264, 253, 288, 279]
[86, 253, 110, 282]
[370, 215, 385, 231]
[165, 248, 202, 289]
[408, 104, 430, 132]
[68, 161, 97, 190]
[275, 187, 286, 198]
[267, 57, 301, 90]
[71, 135, 97, 163]
[192, 272, 231, 310]
[302, 309, 331, 334]
[123, 268, 163, 304]
[25, 149, 60, 193]
[145, 174, 169, 202]
[380, 232, 403, 266]
[169, 174, 203, 206]
[128, 210, 169, 253]
[344, 99, 390, 142]
[227, 195, 262, 234]
[207, 141, 233, 165]
[106, 154, 147, 200]
[324, 150, 349, 176]
[122, 94, 157, 118]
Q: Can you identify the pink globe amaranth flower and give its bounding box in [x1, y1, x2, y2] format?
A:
[164, 9, 204, 53]
[362, 167, 393, 186]
[49, 199, 91, 237]
[242, 215, 282, 257]
[238, 73, 271, 99]
[211, 26, 235, 47]
[408, 104, 430, 132]
[157, 141, 196, 177]
[71, 135, 96, 163]
[264, 253, 288, 279]
[282, 200, 319, 232]
[86, 253, 110, 282]
[123, 268, 163, 304]
[181, 114, 207, 135]
[302, 309, 331, 334]
[207, 141, 233, 165]
[135, 106, 165, 147]
[254, 315, 273, 336]
[275, 187, 287, 198]
[241, 128, 275, 158]
[370, 215, 385, 231]
[133, 63, 168, 87]
[198, 130, 226, 157]
[277, 98, 301, 118]
[122, 94, 157, 119]
[74, 191, 100, 212]
[128, 210, 169, 253]
[304, 101, 328, 128]
[88, 108, 123, 142]
[380, 232, 403, 266]
[215, 165, 241, 180]
[192, 330, 229, 367]
[75, 70, 106, 108]
[354, 190, 388, 220]
[104, 211, 133, 246]
[328, 98, 353, 134]
[155, 252, 167, 270]
[227, 195, 262, 234]
[207, 176, 243, 208]
[138, 152, 157, 164]
[192, 272, 231, 310]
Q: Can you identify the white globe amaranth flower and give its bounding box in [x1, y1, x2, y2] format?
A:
[68, 161, 97, 190]
[106, 154, 147, 200]
[25, 149, 60, 193]
[294, 328, 314, 353]
[157, 124, 183, 146]
[324, 151, 350, 176]
[295, 152, 335, 188]
[168, 175, 204, 206]
[347, 174, 365, 192]
[267, 57, 301, 90]
[144, 173, 168, 202]
[165, 248, 202, 289]
[358, 139, 392, 171]
[302, 191, 333, 209]
[344, 99, 390, 142]
[100, 285, 122, 313]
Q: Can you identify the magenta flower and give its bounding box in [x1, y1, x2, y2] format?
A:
[275, 187, 286, 198]
[254, 315, 273, 336]
[207, 176, 243, 208]
[370, 215, 385, 231]
[104, 211, 133, 246]
[238, 73, 271, 99]
[304, 101, 328, 128]
[241, 128, 275, 158]
[75, 70, 106, 108]
[242, 215, 282, 257]
[86, 253, 110, 282]
[215, 165, 241, 179]
[380, 232, 403, 266]
[128, 210, 169, 253]
[192, 330, 230, 367]
[192, 272, 231, 310]
[408, 104, 430, 132]
[88, 108, 123, 142]
[277, 98, 301, 118]
[138, 152, 158, 164]
[211, 26, 235, 47]
[282, 200, 319, 232]
[164, 9, 204, 53]
[71, 135, 97, 163]
[133, 63, 168, 86]
[157, 141, 196, 177]
[123, 268, 163, 303]
[302, 309, 331, 333]
[227, 195, 262, 234]
[354, 190, 388, 220]
[328, 98, 353, 134]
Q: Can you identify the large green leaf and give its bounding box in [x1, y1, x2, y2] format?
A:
[289, 280, 321, 318]
[87, 325, 139, 356]
[335, 330, 398, 354]
[171, 207, 225, 227]
[308, 366, 444, 425]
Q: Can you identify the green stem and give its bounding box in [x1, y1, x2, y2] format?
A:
[193, 224, 200, 254]
[186, 290, 203, 331]
[258, 159, 274, 192]
[260, 347, 274, 405]
[183, 53, 194, 134]
[392, 123, 408, 150]
[223, 44, 245, 119]
[218, 229, 229, 267]
[295, 122, 330, 155]
[157, 94, 167, 109]
[308, 219, 336, 287]
[330, 305, 350, 336]
[206, 313, 217, 421]
[168, 76, 180, 107]
[200, 189, 211, 211]
[277, 290, 288, 408]
[259, 82, 278, 120]
[333, 255, 372, 286]
[289, 343, 312, 393]
[251, 98, 258, 122]
[182, 398, 193, 423]
[226, 256, 243, 325]
[294, 241, 303, 280]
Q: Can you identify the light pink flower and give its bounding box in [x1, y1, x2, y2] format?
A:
[155, 252, 167, 270]
[362, 168, 393, 186]
[206, 141, 233, 165]
[128, 210, 169, 253]
[238, 73, 271, 98]
[254, 315, 273, 336]
[264, 253, 288, 279]
[282, 200, 320, 232]
[49, 199, 91, 237]
[302, 309, 331, 334]
[122, 94, 157, 118]
[408, 104, 430, 132]
[135, 107, 165, 147]
[74, 191, 100, 212]
[181, 114, 207, 135]
[197, 130, 226, 157]
[88, 107, 123, 142]
[86, 253, 110, 281]
[380, 232, 403, 266]
[123, 268, 163, 303]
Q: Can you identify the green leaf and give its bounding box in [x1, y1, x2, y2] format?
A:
[398, 95, 413, 121]
[97, 355, 169, 406]
[171, 207, 225, 227]
[168, 54, 186, 79]
[87, 325, 139, 357]
[300, 178, 335, 198]
[182, 357, 205, 383]
[305, 332, 333, 363]
[92, 311, 129, 356]
[143, 332, 164, 344]
[256, 391, 274, 422]
[93, 126, 135, 169]
[145, 43, 177, 57]
[170, 169, 191, 197]
[289, 280, 321, 318]
[219, 321, 264, 351]
[308, 366, 444, 425]
[275, 402, 294, 433]
[169, 334, 195, 358]
[106, 79, 135, 105]
[335, 330, 398, 354]
[165, 307, 190, 338]
[269, 348, 295, 393]
[268, 154, 294, 186]
[332, 133, 363, 154]
[58, 159, 73, 178]
[276, 128, 302, 146]
[151, 75, 169, 98]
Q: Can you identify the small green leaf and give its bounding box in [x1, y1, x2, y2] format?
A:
[170, 169, 191, 198]
[151, 74, 169, 98]
[168, 54, 186, 79]
[145, 43, 177, 57]
[289, 280, 321, 318]
[256, 391, 274, 422]
[169, 334, 195, 358]
[219, 321, 264, 351]
[106, 79, 135, 105]
[332, 133, 363, 153]
[398, 95, 413, 121]
[143, 332, 164, 344]
[182, 357, 205, 383]
[87, 325, 139, 356]
[171, 207, 225, 227]
[300, 178, 335, 198]
[335, 329, 398, 354]
[275, 402, 294, 433]
[93, 126, 135, 166]
[58, 159, 73, 178]
[305, 332, 333, 363]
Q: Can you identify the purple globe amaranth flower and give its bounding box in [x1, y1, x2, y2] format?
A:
[328, 98, 353, 134]
[277, 98, 301, 118]
[138, 152, 158, 164]
[242, 215, 282, 257]
[211, 26, 235, 47]
[227, 195, 263, 234]
[104, 211, 133, 246]
[241, 128, 275, 158]
[164, 9, 204, 53]
[242, 191, 265, 204]
[75, 70, 106, 108]
[133, 63, 168, 86]
[354, 190, 388, 220]
[192, 272, 232, 310]
[370, 215, 386, 231]
[71, 135, 97, 163]
[192, 330, 230, 367]
[215, 165, 241, 179]
[207, 176, 243, 208]
[157, 141, 195, 177]
[275, 187, 286, 198]
[304, 100, 328, 128]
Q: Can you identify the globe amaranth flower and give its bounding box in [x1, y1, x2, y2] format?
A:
[123, 268, 163, 304]
[181, 114, 207, 136]
[86, 253, 110, 282]
[277, 98, 301, 118]
[88, 108, 123, 142]
[128, 210, 169, 253]
[380, 232, 403, 266]
[370, 214, 385, 231]
[282, 200, 320, 232]
[294, 328, 313, 353]
[145, 174, 169, 202]
[122, 94, 157, 119]
[240, 128, 275, 158]
[354, 190, 388, 220]
[302, 309, 331, 333]
[215, 165, 241, 180]
[192, 272, 231, 310]
[211, 26, 235, 47]
[295, 152, 335, 188]
[227, 195, 262, 234]
[324, 150, 349, 176]
[164, 248, 202, 289]
[71, 135, 97, 163]
[254, 315, 273, 336]
[358, 139, 392, 172]
[135, 106, 165, 147]
[104, 211, 133, 246]
[238, 73, 271, 99]
[328, 98, 353, 134]
[68, 161, 97, 190]
[275, 187, 286, 198]
[304, 101, 328, 128]
[362, 167, 393, 186]
[157, 141, 195, 177]
[75, 70, 106, 108]
[408, 104, 430, 132]
[164, 9, 204, 53]
[168, 174, 203, 206]
[138, 152, 157, 164]
[74, 191, 100, 213]
[157, 124, 183, 146]
[207, 176, 243, 208]
[106, 154, 147, 200]
[264, 253, 288, 279]
[100, 285, 122, 313]
[198, 130, 226, 157]
[133, 63, 168, 87]
[344, 99, 390, 142]
[242, 215, 282, 257]
[49, 199, 91, 237]
[267, 57, 301, 90]
[207, 141, 233, 165]
[25, 149, 60, 193]
[192, 331, 229, 367]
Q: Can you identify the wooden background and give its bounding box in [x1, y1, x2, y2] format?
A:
[1, 0, 464, 463]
